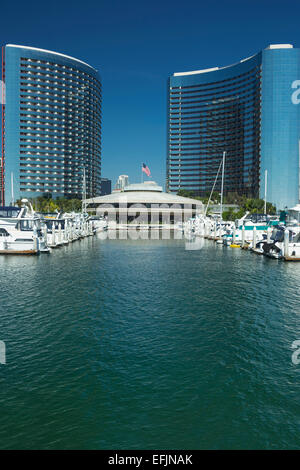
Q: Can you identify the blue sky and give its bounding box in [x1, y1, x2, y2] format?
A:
[1, 0, 300, 189]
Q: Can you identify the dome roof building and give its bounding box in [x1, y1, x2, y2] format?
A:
[86, 181, 203, 227]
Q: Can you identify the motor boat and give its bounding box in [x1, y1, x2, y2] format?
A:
[0, 219, 40, 254]
[0, 203, 49, 253]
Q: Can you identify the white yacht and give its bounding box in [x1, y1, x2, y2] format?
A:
[0, 211, 40, 254]
[0, 203, 49, 254]
[88, 215, 108, 233]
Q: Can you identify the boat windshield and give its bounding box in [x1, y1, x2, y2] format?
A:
[45, 219, 65, 230]
[17, 220, 35, 231]
[271, 227, 284, 242]
[293, 232, 300, 243]
[0, 206, 21, 218]
[247, 214, 268, 223]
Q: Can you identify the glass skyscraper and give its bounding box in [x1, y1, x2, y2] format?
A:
[167, 44, 300, 210]
[1, 44, 102, 204]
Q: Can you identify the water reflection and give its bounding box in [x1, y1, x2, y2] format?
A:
[185, 235, 204, 250]
[97, 228, 185, 240]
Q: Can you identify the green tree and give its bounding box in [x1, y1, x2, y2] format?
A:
[17, 196, 82, 213]
[211, 191, 221, 203]
[222, 207, 245, 221]
[242, 198, 276, 214]
[177, 189, 196, 198]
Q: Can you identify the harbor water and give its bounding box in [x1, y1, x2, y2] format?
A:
[0, 235, 300, 449]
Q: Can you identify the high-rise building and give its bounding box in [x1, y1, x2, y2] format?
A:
[100, 177, 111, 195]
[114, 174, 129, 192]
[0, 44, 102, 204]
[167, 44, 300, 210]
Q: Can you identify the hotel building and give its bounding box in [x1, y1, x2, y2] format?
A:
[167, 44, 300, 210]
[1, 44, 102, 204]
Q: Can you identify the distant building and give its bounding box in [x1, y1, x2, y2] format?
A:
[167, 44, 300, 210]
[0, 44, 102, 204]
[86, 180, 203, 225]
[114, 174, 129, 192]
[100, 178, 111, 195]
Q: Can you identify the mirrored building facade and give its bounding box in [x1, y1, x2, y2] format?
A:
[1, 44, 102, 204]
[167, 44, 300, 209]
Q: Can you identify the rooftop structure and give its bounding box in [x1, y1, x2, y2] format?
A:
[86, 181, 203, 225]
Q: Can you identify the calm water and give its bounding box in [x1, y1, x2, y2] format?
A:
[0, 234, 300, 450]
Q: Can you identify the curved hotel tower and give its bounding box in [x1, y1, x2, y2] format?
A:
[167, 44, 300, 209]
[1, 44, 102, 204]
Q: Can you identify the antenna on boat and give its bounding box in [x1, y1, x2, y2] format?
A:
[264, 169, 268, 215]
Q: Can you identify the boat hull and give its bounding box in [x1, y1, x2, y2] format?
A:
[0, 249, 39, 255]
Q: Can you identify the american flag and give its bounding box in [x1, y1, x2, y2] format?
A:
[142, 163, 151, 177]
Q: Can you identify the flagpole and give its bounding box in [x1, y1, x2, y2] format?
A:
[141, 163, 144, 184]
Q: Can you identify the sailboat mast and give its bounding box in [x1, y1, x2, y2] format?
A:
[204, 157, 223, 217]
[82, 166, 87, 214]
[11, 172, 14, 206]
[220, 151, 226, 220]
[264, 169, 268, 214]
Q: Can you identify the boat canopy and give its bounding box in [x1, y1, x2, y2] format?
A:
[0, 206, 21, 218]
